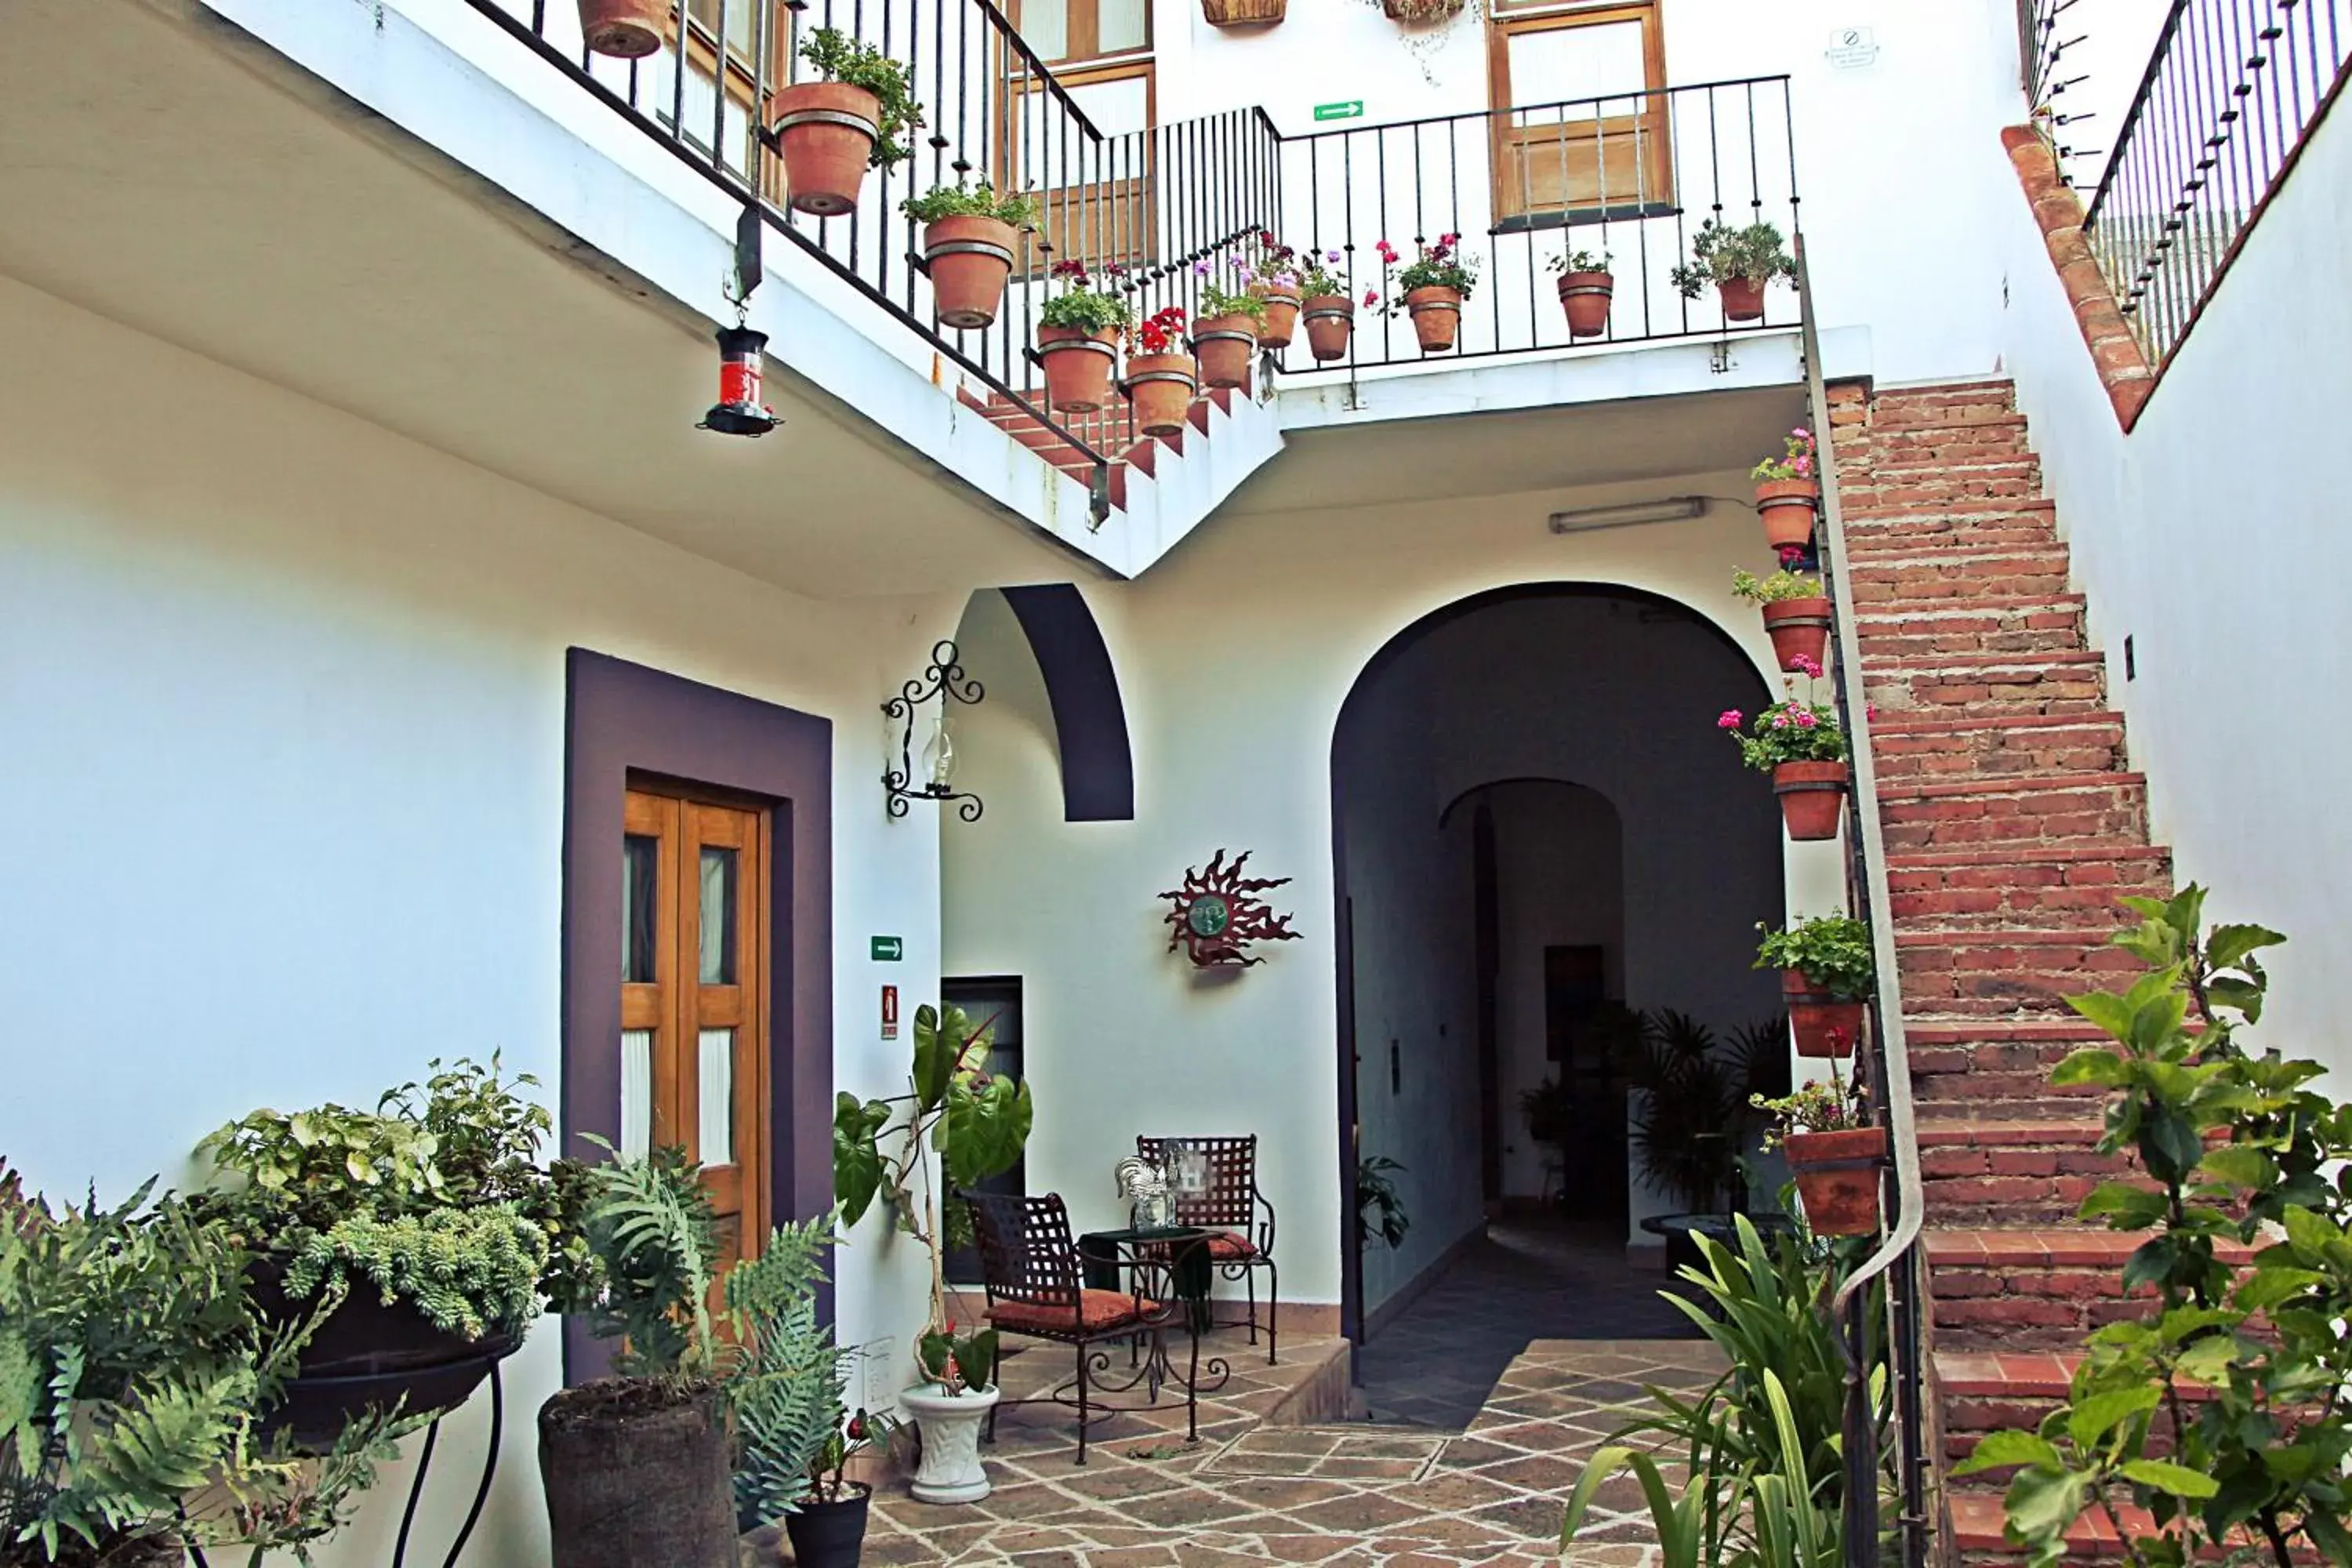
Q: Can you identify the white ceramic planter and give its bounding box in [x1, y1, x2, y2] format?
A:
[900, 1383, 1001, 1504]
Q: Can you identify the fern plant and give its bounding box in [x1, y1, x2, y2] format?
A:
[723, 1215, 862, 1522]
[575, 1141, 720, 1384]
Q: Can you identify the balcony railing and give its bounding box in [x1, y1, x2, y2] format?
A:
[2082, 0, 2351, 365]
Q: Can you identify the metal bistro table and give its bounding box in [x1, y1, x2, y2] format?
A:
[1642, 1210, 1797, 1278]
[1079, 1224, 1215, 1334]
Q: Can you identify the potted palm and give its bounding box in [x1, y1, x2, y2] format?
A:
[1298, 254, 1357, 361]
[773, 29, 923, 217]
[1191, 277, 1266, 390]
[1121, 306, 1197, 437]
[1720, 659, 1849, 840]
[1036, 261, 1134, 412]
[833, 1004, 1033, 1506]
[1546, 245, 1614, 338]
[1754, 1073, 1883, 1236]
[903, 183, 1036, 330]
[1755, 914, 1873, 1059]
[1669, 217, 1796, 322]
[1378, 234, 1478, 353]
[1732, 565, 1831, 673]
[1751, 427, 1820, 552]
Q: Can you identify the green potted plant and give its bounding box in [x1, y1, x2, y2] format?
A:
[1518, 1076, 1574, 1147]
[1732, 565, 1831, 673]
[1242, 233, 1302, 350]
[1191, 274, 1267, 390]
[0, 1163, 398, 1568]
[773, 28, 923, 217]
[1297, 252, 1357, 361]
[833, 1003, 1033, 1506]
[1546, 245, 1613, 338]
[1355, 1156, 1410, 1250]
[1670, 217, 1796, 322]
[1120, 305, 1196, 438]
[902, 183, 1036, 331]
[1751, 427, 1820, 552]
[1377, 234, 1478, 353]
[1036, 260, 1134, 413]
[1755, 913, 1874, 1058]
[1754, 1073, 1882, 1236]
[1719, 662, 1850, 840]
[193, 1058, 588, 1450]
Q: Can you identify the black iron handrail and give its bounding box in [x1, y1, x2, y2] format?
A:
[2079, 0, 2351, 365]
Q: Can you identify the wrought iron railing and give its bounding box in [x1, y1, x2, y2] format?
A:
[2082, 0, 2351, 365]
[1795, 236, 1930, 1568]
[2016, 0, 2103, 183]
[1269, 76, 1802, 373]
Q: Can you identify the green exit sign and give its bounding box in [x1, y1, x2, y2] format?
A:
[1313, 100, 1364, 122]
[871, 935, 903, 961]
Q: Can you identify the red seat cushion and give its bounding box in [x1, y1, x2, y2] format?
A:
[1206, 1229, 1261, 1261]
[989, 1288, 1159, 1335]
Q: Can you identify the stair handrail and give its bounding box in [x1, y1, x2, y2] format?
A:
[1793, 234, 1929, 1568]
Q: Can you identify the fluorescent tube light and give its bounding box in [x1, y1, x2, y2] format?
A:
[1546, 496, 1708, 534]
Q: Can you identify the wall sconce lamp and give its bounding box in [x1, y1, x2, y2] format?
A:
[883, 640, 985, 822]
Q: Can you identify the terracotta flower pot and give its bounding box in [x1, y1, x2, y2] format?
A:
[1755, 478, 1820, 552]
[1784, 1127, 1889, 1237]
[1762, 597, 1833, 673]
[1302, 296, 1355, 361]
[924, 216, 1018, 330]
[1783, 969, 1868, 1058]
[1122, 352, 1197, 437]
[577, 0, 669, 56]
[1773, 759, 1849, 840]
[1406, 285, 1461, 352]
[1252, 286, 1301, 350]
[1556, 270, 1614, 338]
[1191, 313, 1258, 390]
[1719, 276, 1766, 321]
[773, 82, 880, 218]
[1036, 325, 1120, 413]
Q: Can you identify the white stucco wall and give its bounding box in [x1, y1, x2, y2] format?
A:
[0, 272, 954, 1566]
[1994, 86, 2352, 1077]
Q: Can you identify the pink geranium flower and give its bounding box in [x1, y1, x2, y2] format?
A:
[1791, 654, 1823, 679]
[1718, 710, 1744, 730]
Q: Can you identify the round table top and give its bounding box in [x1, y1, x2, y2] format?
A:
[1639, 1210, 1795, 1240]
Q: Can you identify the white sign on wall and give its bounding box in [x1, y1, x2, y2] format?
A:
[1826, 27, 1880, 69]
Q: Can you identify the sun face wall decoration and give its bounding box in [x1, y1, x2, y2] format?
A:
[1160, 848, 1302, 968]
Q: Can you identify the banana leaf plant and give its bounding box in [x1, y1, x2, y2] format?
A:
[833, 1004, 1033, 1348]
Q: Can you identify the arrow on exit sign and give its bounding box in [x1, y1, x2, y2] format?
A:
[1313, 100, 1364, 122]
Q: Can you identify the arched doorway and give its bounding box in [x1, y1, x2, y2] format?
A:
[1331, 583, 1784, 1363]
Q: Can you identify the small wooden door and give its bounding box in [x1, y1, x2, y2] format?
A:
[622, 788, 770, 1277]
[1487, 2, 1671, 225]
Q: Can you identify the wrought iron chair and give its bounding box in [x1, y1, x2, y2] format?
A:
[964, 1190, 1219, 1464]
[1135, 1134, 1278, 1363]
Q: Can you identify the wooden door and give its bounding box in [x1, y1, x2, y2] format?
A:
[622, 787, 771, 1276]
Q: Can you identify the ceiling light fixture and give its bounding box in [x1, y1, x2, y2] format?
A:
[1546, 496, 1708, 535]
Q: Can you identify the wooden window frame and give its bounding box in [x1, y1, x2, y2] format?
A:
[999, 56, 1158, 273]
[1004, 0, 1153, 71]
[1486, 0, 1674, 232]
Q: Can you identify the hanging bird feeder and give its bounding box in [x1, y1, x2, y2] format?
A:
[699, 325, 782, 437]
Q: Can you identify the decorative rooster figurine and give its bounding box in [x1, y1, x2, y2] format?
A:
[1114, 1153, 1174, 1230]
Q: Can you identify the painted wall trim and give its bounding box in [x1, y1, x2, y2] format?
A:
[2001, 125, 2156, 431]
[561, 648, 835, 1380]
[1000, 584, 1137, 823]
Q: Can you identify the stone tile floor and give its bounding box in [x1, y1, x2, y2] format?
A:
[842, 1334, 1722, 1566]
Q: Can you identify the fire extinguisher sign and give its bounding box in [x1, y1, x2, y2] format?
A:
[881, 985, 900, 1041]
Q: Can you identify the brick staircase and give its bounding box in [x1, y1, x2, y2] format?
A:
[957, 376, 1259, 517]
[1831, 379, 2173, 1562]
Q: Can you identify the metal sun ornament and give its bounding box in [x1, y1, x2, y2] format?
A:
[883, 639, 985, 821]
[1160, 848, 1301, 967]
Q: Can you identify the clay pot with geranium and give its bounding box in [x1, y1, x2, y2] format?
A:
[1733, 566, 1831, 673]
[1754, 1071, 1884, 1236]
[904, 183, 1036, 330]
[1121, 306, 1197, 437]
[772, 30, 923, 218]
[1754, 913, 1874, 1059]
[1243, 233, 1304, 350]
[1545, 245, 1614, 339]
[1668, 216, 1795, 323]
[1751, 426, 1820, 552]
[576, 0, 670, 57]
[1035, 260, 1134, 414]
[1377, 234, 1479, 353]
[1297, 254, 1359, 362]
[1191, 276, 1266, 390]
[1720, 659, 1849, 840]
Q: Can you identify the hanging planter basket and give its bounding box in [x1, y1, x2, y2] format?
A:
[1719, 276, 1767, 322]
[1773, 759, 1849, 841]
[577, 0, 669, 57]
[1755, 478, 1820, 552]
[1383, 0, 1465, 21]
[1203, 0, 1287, 24]
[1302, 296, 1356, 361]
[1252, 285, 1301, 350]
[1783, 969, 1867, 1058]
[1191, 314, 1259, 390]
[249, 1264, 514, 1451]
[773, 82, 881, 217]
[1122, 353, 1199, 437]
[1784, 1127, 1889, 1236]
[1556, 270, 1614, 338]
[923, 216, 1018, 330]
[1762, 597, 1834, 673]
[1406, 286, 1462, 353]
[1036, 325, 1120, 412]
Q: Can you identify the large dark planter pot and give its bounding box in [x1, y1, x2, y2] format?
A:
[1784, 1127, 1889, 1237]
[249, 1264, 513, 1451]
[782, 1485, 873, 1568]
[100, 1537, 187, 1568]
[540, 1380, 738, 1568]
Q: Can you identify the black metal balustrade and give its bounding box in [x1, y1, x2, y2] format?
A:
[2016, 0, 2103, 183]
[2083, 0, 2350, 365]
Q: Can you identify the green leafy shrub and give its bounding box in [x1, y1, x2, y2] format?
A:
[723, 1215, 866, 1523]
[1196, 279, 1268, 326]
[1544, 246, 1610, 274]
[1731, 567, 1822, 604]
[797, 29, 924, 169]
[916, 1326, 999, 1396]
[574, 1141, 720, 1384]
[1755, 914, 1874, 999]
[1953, 888, 2352, 1568]
[1670, 218, 1796, 298]
[1038, 260, 1136, 335]
[901, 182, 1036, 226]
[1354, 1156, 1409, 1250]
[280, 1207, 546, 1341]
